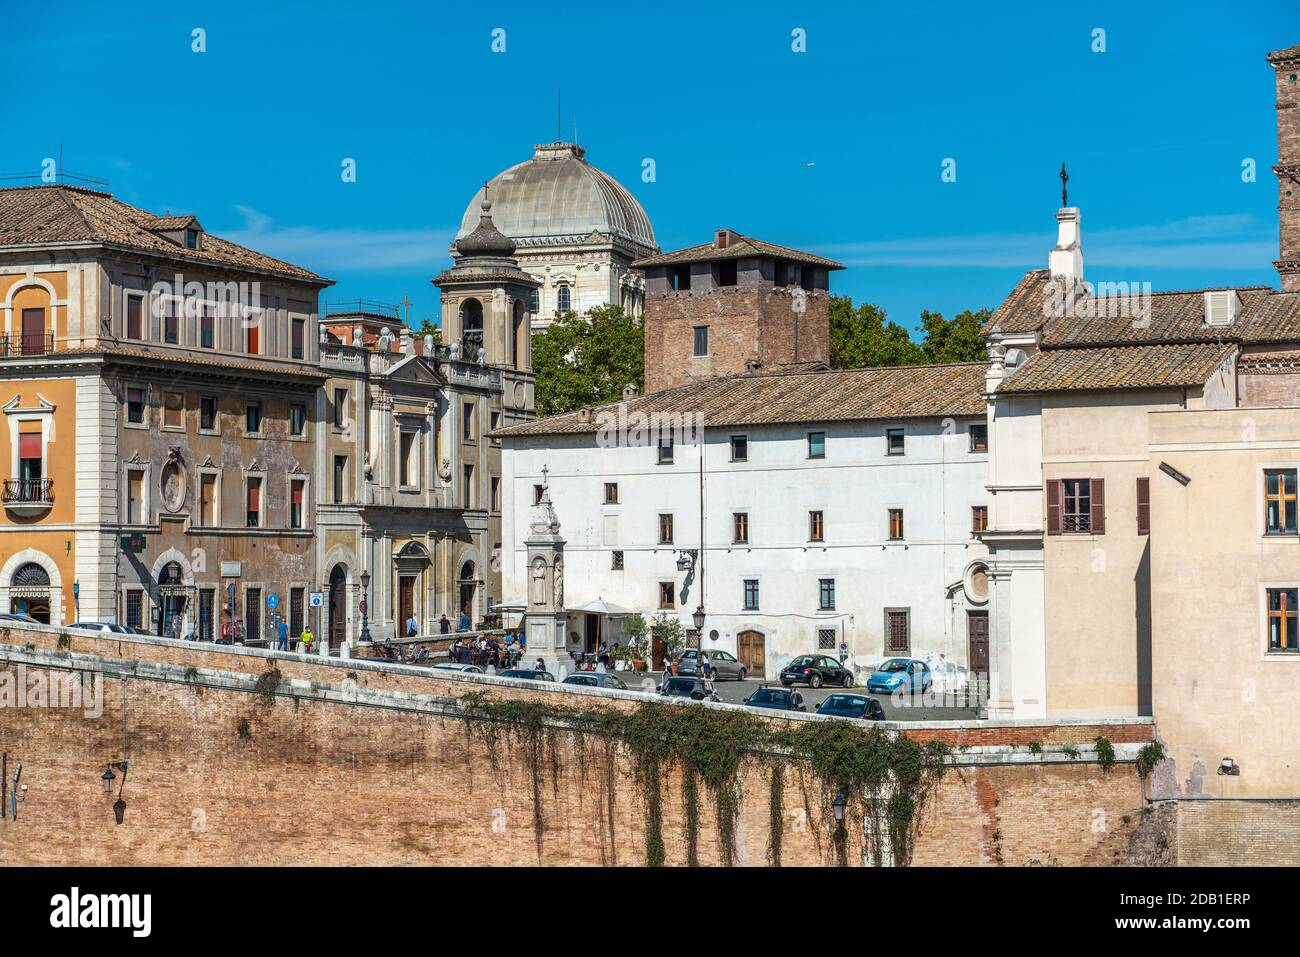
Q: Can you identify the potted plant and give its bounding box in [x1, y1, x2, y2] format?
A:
[612, 642, 635, 671]
[622, 613, 648, 671]
[651, 612, 686, 669]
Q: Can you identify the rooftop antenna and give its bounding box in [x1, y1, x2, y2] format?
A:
[1060, 162, 1069, 208]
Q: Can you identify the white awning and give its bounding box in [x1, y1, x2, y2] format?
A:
[567, 598, 633, 616]
[492, 600, 527, 611]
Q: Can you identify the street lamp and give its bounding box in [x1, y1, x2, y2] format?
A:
[359, 569, 372, 643]
[832, 787, 848, 867]
[692, 605, 705, 632]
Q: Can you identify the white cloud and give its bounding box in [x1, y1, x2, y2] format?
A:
[223, 205, 454, 272]
[819, 214, 1271, 270]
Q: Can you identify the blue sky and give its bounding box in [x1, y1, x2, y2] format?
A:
[3, 0, 1298, 330]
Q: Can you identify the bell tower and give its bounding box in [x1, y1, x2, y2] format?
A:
[1268, 44, 1300, 291]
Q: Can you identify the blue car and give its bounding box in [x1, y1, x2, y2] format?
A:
[866, 658, 932, 694]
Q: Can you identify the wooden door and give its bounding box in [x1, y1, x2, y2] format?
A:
[967, 611, 990, 675]
[399, 576, 416, 634]
[737, 630, 766, 676]
[21, 308, 45, 355]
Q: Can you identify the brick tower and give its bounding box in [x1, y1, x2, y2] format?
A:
[1269, 44, 1300, 291]
[634, 230, 842, 393]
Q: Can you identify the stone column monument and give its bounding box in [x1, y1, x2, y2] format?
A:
[525, 467, 567, 675]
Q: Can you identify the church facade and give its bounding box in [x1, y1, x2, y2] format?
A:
[455, 142, 658, 331]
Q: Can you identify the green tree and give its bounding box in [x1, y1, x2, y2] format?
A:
[414, 317, 442, 345]
[828, 295, 923, 368]
[918, 308, 990, 364]
[532, 305, 644, 416]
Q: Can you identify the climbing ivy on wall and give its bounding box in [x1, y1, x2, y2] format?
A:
[457, 692, 951, 867]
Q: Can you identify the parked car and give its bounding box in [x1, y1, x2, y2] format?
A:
[673, 648, 748, 680]
[433, 662, 484, 674]
[866, 658, 932, 694]
[66, 621, 127, 634]
[500, 669, 555, 682]
[815, 693, 885, 721]
[744, 686, 807, 712]
[562, 672, 628, 690]
[780, 654, 854, 689]
[0, 612, 39, 625]
[658, 677, 719, 702]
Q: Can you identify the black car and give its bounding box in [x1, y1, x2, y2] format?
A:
[744, 687, 807, 712]
[815, 693, 885, 720]
[780, 654, 854, 689]
[658, 677, 719, 702]
[500, 669, 555, 682]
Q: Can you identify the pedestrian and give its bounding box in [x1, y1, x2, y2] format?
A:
[439, 614, 450, 635]
[405, 613, 418, 638]
[534, 657, 545, 673]
[276, 618, 289, 651]
[458, 610, 470, 632]
[300, 624, 314, 655]
[700, 653, 715, 694]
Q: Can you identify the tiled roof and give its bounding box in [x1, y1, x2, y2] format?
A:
[494, 363, 986, 438]
[52, 346, 328, 381]
[632, 231, 843, 270]
[985, 269, 1299, 346]
[0, 185, 328, 283]
[996, 343, 1235, 393]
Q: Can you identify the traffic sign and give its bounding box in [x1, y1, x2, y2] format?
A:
[267, 594, 279, 610]
[309, 592, 324, 608]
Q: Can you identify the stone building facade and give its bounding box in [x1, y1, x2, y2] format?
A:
[0, 184, 330, 639]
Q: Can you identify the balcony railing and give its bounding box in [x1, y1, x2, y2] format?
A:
[3, 478, 53, 507]
[0, 333, 54, 357]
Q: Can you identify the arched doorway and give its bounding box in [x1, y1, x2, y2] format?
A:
[9, 562, 51, 623]
[157, 561, 187, 637]
[458, 560, 477, 628]
[328, 564, 348, 650]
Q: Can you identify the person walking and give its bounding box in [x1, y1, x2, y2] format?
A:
[439, 614, 451, 635]
[300, 624, 314, 655]
[276, 618, 289, 651]
[700, 653, 715, 694]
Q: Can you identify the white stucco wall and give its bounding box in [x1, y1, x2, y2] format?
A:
[502, 418, 990, 679]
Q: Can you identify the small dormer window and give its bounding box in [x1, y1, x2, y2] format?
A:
[185, 228, 199, 249]
[1203, 289, 1242, 328]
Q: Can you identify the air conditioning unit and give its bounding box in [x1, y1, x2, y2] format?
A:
[1203, 289, 1242, 327]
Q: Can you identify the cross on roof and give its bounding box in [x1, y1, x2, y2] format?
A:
[1060, 162, 1069, 207]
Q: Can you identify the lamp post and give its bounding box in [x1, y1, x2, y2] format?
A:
[695, 430, 706, 652]
[832, 787, 848, 866]
[359, 569, 372, 643]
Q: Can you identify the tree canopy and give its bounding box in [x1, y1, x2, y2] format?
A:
[829, 295, 990, 369]
[532, 305, 644, 416]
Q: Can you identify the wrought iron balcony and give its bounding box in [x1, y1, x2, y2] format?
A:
[0, 333, 54, 357]
[3, 478, 53, 512]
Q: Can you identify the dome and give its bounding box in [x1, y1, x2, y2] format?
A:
[457, 143, 656, 252]
[455, 198, 516, 258]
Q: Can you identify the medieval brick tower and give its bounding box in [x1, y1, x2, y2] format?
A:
[1269, 44, 1300, 292]
[634, 230, 843, 393]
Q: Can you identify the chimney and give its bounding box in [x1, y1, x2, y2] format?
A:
[715, 229, 732, 250]
[1268, 44, 1300, 291]
[621, 382, 639, 402]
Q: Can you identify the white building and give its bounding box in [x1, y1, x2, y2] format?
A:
[455, 143, 658, 332]
[497, 365, 992, 680]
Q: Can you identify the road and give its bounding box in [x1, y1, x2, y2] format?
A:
[620, 672, 982, 721]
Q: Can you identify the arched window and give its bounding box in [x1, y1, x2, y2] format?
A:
[556, 285, 571, 314]
[12, 562, 50, 588]
[460, 298, 483, 335]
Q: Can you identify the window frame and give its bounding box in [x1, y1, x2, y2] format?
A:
[125, 386, 147, 428]
[1265, 585, 1300, 654]
[1264, 468, 1298, 536]
[658, 581, 676, 609]
[604, 482, 619, 505]
[692, 325, 709, 358]
[199, 395, 219, 434]
[807, 431, 826, 460]
[972, 505, 988, 534]
[245, 400, 263, 436]
[969, 422, 989, 453]
[885, 427, 906, 456]
[658, 513, 674, 545]
[743, 578, 759, 611]
[809, 509, 824, 542]
[888, 507, 905, 541]
[729, 434, 748, 463]
[818, 578, 836, 611]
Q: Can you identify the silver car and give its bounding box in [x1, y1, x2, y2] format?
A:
[562, 672, 628, 690]
[673, 649, 747, 680]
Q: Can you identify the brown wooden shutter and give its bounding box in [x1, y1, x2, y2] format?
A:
[1136, 477, 1150, 535]
[1046, 479, 1063, 534]
[1090, 478, 1106, 534]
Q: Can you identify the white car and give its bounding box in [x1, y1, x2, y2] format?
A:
[67, 621, 128, 634]
[433, 662, 483, 674]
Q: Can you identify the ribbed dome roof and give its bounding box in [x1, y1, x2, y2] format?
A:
[457, 143, 656, 252]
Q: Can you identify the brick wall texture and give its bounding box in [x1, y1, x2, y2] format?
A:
[644, 288, 830, 394]
[0, 629, 1157, 867]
